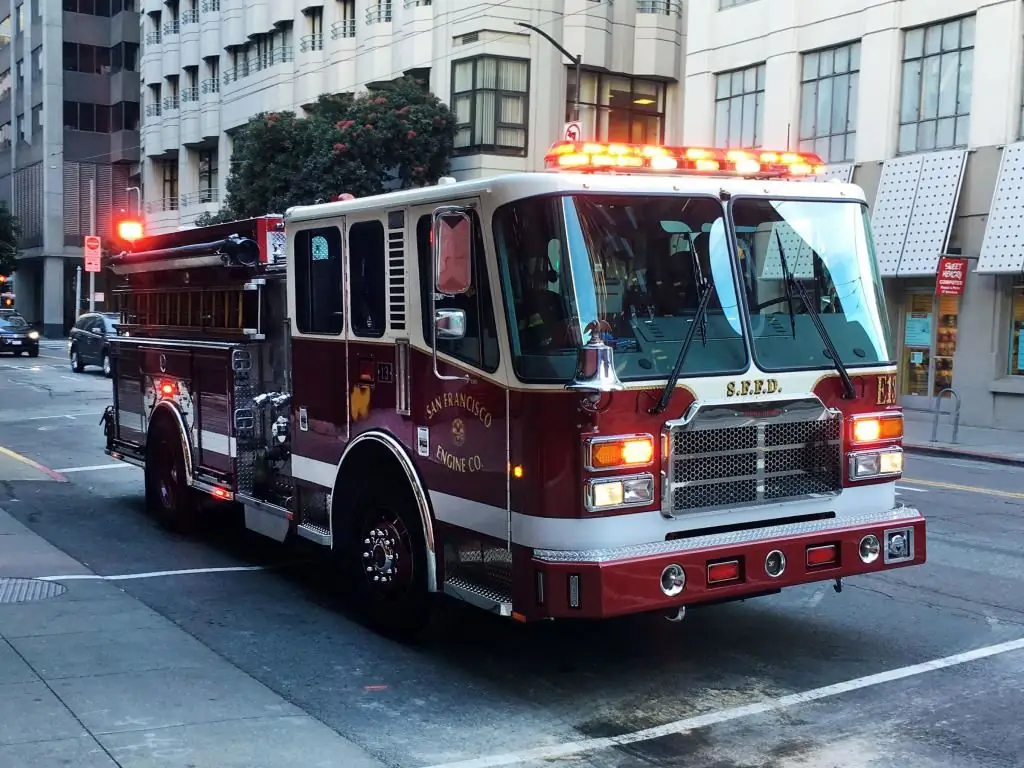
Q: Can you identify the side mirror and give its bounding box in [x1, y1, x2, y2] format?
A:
[434, 308, 466, 340]
[433, 210, 472, 295]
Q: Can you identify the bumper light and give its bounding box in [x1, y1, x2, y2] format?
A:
[660, 564, 686, 596]
[586, 474, 654, 510]
[849, 448, 903, 479]
[765, 549, 786, 578]
[859, 534, 880, 563]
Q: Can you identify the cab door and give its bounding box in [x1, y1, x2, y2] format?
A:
[409, 201, 510, 548]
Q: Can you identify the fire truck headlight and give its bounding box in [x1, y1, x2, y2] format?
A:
[848, 449, 903, 480]
[586, 474, 654, 510]
[585, 434, 655, 471]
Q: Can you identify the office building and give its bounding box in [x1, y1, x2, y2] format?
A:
[685, 0, 1024, 429]
[140, 0, 686, 231]
[0, 0, 141, 337]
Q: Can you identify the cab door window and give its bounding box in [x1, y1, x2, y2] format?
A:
[349, 220, 387, 338]
[416, 211, 499, 372]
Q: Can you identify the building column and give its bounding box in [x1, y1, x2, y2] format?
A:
[42, 256, 65, 338]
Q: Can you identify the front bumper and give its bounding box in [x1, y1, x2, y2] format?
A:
[527, 506, 925, 619]
[0, 337, 37, 353]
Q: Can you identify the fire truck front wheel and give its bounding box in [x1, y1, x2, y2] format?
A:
[337, 476, 434, 641]
[144, 419, 198, 533]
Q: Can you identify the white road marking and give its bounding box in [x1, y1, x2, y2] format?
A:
[53, 463, 136, 473]
[805, 588, 826, 608]
[37, 565, 269, 582]
[895, 485, 928, 493]
[424, 637, 1024, 768]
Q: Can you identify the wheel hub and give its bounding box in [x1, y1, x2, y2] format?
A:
[361, 520, 407, 588]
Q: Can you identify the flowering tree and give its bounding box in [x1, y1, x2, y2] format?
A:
[196, 77, 456, 225]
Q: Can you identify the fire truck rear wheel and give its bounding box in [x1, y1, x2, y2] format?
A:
[339, 478, 435, 641]
[144, 421, 198, 533]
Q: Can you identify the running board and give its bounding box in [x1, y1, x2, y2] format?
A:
[443, 577, 513, 617]
[297, 522, 332, 547]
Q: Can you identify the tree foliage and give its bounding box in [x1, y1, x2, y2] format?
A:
[0, 202, 20, 276]
[195, 78, 456, 226]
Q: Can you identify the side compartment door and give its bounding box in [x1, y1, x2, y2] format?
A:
[193, 348, 235, 477]
[410, 202, 509, 547]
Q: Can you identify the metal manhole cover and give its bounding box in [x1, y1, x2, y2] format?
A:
[0, 578, 67, 604]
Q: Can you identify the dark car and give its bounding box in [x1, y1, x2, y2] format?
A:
[0, 311, 40, 357]
[68, 312, 120, 377]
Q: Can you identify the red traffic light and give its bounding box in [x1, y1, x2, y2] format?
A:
[117, 219, 144, 242]
[0, 275, 6, 283]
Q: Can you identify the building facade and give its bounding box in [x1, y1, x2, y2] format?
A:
[685, 0, 1024, 430]
[139, 0, 686, 231]
[0, 0, 140, 337]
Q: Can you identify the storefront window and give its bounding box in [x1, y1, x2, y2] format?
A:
[901, 292, 960, 397]
[1010, 284, 1024, 375]
[566, 70, 665, 144]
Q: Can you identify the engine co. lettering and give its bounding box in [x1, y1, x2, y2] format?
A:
[875, 374, 897, 406]
[435, 445, 483, 473]
[425, 392, 492, 428]
[725, 378, 780, 397]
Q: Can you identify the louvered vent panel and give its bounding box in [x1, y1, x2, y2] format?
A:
[13, 162, 43, 247]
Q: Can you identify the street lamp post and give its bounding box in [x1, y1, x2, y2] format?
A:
[515, 21, 583, 127]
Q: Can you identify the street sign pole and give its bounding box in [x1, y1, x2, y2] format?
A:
[75, 265, 82, 315]
[88, 179, 96, 312]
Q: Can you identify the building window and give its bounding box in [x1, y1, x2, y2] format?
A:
[111, 101, 140, 131]
[1011, 284, 1024, 376]
[161, 161, 178, 210]
[348, 220, 387, 337]
[111, 42, 139, 72]
[898, 16, 974, 154]
[64, 101, 113, 132]
[452, 56, 529, 156]
[63, 0, 120, 16]
[566, 70, 665, 144]
[0, 16, 10, 47]
[198, 150, 218, 201]
[715, 63, 765, 149]
[294, 226, 344, 335]
[720, 0, 757, 7]
[0, 70, 9, 101]
[0, 122, 10, 149]
[799, 41, 859, 163]
[31, 105, 42, 134]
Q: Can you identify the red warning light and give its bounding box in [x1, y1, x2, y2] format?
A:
[117, 219, 144, 242]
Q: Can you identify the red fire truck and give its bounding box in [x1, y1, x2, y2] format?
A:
[101, 141, 924, 638]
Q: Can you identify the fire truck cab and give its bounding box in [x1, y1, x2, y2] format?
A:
[102, 142, 925, 638]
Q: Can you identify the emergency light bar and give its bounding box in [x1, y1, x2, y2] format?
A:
[544, 141, 826, 178]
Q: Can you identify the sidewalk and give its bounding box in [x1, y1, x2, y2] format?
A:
[903, 411, 1024, 467]
[0, 506, 384, 768]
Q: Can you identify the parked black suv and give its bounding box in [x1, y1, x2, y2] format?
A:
[69, 312, 120, 377]
[0, 311, 40, 357]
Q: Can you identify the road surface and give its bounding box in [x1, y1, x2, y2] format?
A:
[1, 346, 1022, 767]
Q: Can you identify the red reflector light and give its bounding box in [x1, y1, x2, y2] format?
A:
[544, 141, 825, 177]
[160, 383, 175, 396]
[806, 544, 838, 567]
[212, 487, 229, 499]
[707, 560, 741, 584]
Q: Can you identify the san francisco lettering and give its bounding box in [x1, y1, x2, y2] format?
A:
[425, 392, 492, 427]
[435, 445, 484, 473]
[726, 378, 780, 397]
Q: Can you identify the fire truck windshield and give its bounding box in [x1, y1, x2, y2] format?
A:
[493, 194, 747, 383]
[730, 198, 894, 372]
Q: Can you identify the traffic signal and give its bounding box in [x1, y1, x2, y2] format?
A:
[1, 294, 13, 308]
[0, 274, 6, 285]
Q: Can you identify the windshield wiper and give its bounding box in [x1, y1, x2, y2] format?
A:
[774, 231, 856, 400]
[649, 278, 716, 415]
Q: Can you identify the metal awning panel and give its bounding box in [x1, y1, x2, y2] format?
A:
[870, 155, 923, 277]
[977, 142, 1024, 274]
[897, 149, 967, 277]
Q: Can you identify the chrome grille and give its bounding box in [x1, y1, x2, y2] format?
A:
[665, 398, 842, 517]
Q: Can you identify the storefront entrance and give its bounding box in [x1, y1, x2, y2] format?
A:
[900, 290, 960, 406]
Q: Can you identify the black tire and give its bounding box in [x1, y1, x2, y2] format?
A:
[337, 476, 436, 642]
[70, 348, 84, 373]
[13, 350, 21, 356]
[27, 348, 38, 358]
[144, 421, 198, 533]
[102, 352, 112, 378]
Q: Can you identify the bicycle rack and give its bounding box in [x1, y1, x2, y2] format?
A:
[930, 387, 961, 444]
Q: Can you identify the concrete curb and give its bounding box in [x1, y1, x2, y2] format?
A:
[904, 442, 1024, 468]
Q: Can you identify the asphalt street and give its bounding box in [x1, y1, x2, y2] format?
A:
[1, 344, 1023, 768]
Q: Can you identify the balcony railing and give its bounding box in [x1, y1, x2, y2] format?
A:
[145, 197, 180, 214]
[404, 0, 431, 6]
[299, 34, 323, 52]
[201, 77, 220, 94]
[180, 87, 199, 103]
[162, 96, 180, 111]
[201, 0, 220, 10]
[366, 2, 392, 24]
[181, 9, 199, 24]
[145, 31, 162, 45]
[636, 0, 683, 15]
[144, 103, 162, 117]
[223, 47, 294, 82]
[163, 20, 180, 35]
[181, 189, 220, 207]
[331, 19, 356, 38]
